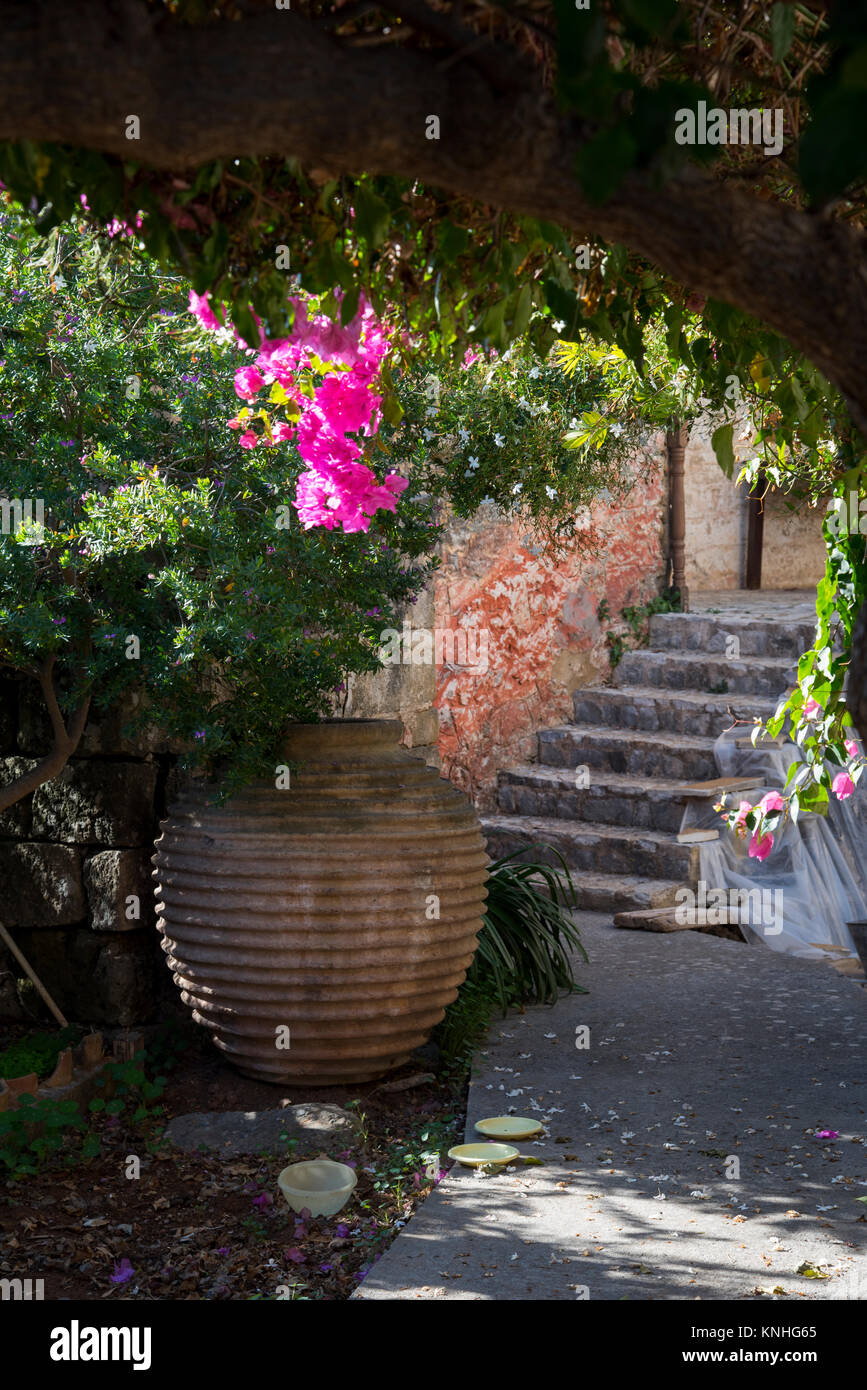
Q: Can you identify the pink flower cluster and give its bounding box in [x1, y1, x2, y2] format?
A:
[188, 288, 407, 532]
[78, 193, 142, 239]
[731, 790, 783, 862]
[723, 709, 863, 863]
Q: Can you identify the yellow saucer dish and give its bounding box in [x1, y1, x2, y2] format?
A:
[448, 1142, 520, 1167]
[475, 1116, 544, 1141]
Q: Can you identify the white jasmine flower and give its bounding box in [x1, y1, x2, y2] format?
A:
[511, 483, 522, 494]
[610, 422, 624, 437]
[544, 486, 557, 500]
[493, 433, 505, 447]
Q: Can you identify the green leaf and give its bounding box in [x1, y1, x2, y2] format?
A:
[437, 220, 470, 261]
[512, 283, 533, 339]
[353, 184, 390, 250]
[340, 284, 361, 326]
[711, 421, 735, 478]
[771, 4, 796, 64]
[381, 392, 404, 426]
[620, 0, 679, 37]
[574, 125, 639, 204]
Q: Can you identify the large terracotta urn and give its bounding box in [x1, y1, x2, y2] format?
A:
[153, 720, 488, 1084]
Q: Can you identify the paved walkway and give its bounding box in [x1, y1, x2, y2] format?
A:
[356, 914, 867, 1300]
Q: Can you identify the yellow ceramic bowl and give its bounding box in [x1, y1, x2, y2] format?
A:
[474, 1116, 544, 1141]
[277, 1159, 357, 1217]
[448, 1142, 520, 1168]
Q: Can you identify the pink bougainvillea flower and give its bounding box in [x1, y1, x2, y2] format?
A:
[285, 1248, 306, 1264]
[803, 696, 822, 720]
[748, 830, 774, 862]
[191, 282, 402, 531]
[461, 347, 482, 369]
[188, 289, 221, 333]
[313, 372, 381, 435]
[832, 771, 855, 800]
[234, 365, 264, 399]
[732, 799, 752, 836]
[844, 737, 859, 759]
[759, 790, 785, 815]
[815, 1130, 839, 1139]
[251, 1192, 272, 1211]
[110, 1258, 135, 1285]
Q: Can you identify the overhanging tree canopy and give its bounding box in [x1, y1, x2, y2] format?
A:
[2, 0, 867, 771]
[2, 0, 867, 429]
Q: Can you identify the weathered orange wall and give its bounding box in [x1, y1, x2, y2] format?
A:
[434, 447, 668, 808]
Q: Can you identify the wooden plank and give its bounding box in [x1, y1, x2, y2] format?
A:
[671, 776, 762, 799]
[614, 905, 747, 932]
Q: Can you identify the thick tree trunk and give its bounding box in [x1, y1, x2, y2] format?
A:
[2, 2, 867, 430]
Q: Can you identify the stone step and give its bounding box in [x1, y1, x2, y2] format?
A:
[572, 685, 777, 739]
[614, 649, 794, 697]
[482, 818, 686, 913]
[538, 725, 719, 781]
[482, 813, 699, 881]
[648, 611, 816, 660]
[498, 766, 698, 832]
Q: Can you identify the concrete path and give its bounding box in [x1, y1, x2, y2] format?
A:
[356, 914, 867, 1300]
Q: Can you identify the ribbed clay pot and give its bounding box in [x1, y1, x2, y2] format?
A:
[152, 719, 488, 1085]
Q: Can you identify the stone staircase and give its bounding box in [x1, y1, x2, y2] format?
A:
[483, 605, 817, 913]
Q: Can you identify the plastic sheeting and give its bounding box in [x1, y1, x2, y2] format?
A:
[679, 729, 867, 961]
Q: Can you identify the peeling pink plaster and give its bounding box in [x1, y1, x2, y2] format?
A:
[434, 455, 667, 808]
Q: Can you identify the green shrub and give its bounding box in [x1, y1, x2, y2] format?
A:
[438, 847, 588, 1070]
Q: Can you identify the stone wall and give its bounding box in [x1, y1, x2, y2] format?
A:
[0, 679, 176, 1028]
[338, 588, 440, 766]
[684, 418, 827, 591]
[433, 445, 669, 808]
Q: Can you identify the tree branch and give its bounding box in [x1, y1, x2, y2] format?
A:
[2, 1, 867, 429]
[0, 657, 92, 814]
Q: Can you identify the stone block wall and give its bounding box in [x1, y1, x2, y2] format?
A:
[0, 677, 176, 1027]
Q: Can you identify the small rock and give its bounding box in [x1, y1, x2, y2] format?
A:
[163, 1103, 360, 1157]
